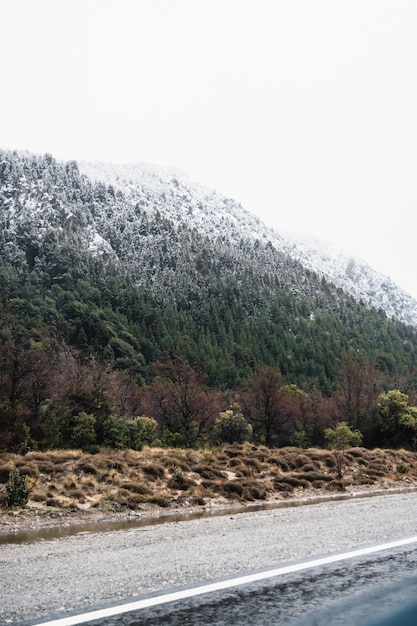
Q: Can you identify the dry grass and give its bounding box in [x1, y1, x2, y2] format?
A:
[1, 444, 417, 513]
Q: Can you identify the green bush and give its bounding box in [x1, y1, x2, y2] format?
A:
[5, 469, 30, 507]
[103, 416, 159, 450]
[213, 410, 252, 444]
[69, 412, 97, 450]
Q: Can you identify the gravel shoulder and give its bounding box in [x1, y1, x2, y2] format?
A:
[2, 489, 417, 624]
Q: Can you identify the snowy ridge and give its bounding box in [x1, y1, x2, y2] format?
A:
[280, 235, 417, 327]
[79, 161, 282, 248]
[2, 149, 417, 327]
[79, 160, 417, 328]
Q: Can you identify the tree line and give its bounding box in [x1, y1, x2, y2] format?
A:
[1, 293, 416, 453]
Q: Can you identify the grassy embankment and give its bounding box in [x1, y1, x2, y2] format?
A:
[1, 444, 417, 517]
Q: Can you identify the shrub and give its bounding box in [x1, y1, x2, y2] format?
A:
[177, 470, 196, 490]
[267, 456, 289, 471]
[169, 467, 185, 485]
[324, 422, 363, 479]
[67, 487, 86, 501]
[167, 476, 194, 491]
[114, 489, 148, 509]
[356, 477, 376, 484]
[367, 461, 387, 471]
[294, 472, 330, 483]
[200, 479, 217, 490]
[241, 479, 267, 500]
[5, 469, 30, 507]
[123, 482, 153, 495]
[202, 451, 217, 464]
[292, 429, 311, 449]
[299, 463, 317, 473]
[10, 422, 31, 454]
[46, 497, 65, 508]
[105, 469, 120, 484]
[233, 465, 254, 477]
[325, 480, 345, 491]
[160, 456, 191, 472]
[213, 410, 252, 444]
[0, 464, 14, 483]
[240, 456, 262, 471]
[79, 476, 98, 492]
[281, 452, 311, 470]
[34, 460, 55, 474]
[147, 494, 171, 507]
[69, 412, 97, 451]
[141, 463, 165, 479]
[221, 480, 247, 498]
[192, 495, 206, 506]
[15, 460, 40, 478]
[222, 446, 243, 458]
[63, 474, 78, 489]
[272, 481, 294, 493]
[323, 455, 336, 468]
[193, 464, 226, 480]
[277, 476, 310, 488]
[108, 458, 128, 473]
[311, 480, 327, 489]
[103, 416, 159, 450]
[366, 468, 386, 478]
[75, 459, 100, 475]
[346, 447, 368, 459]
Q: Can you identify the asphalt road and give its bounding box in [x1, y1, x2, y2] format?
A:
[27, 537, 417, 626]
[4, 491, 417, 626]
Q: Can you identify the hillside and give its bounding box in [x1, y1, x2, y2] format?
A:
[2, 149, 417, 326]
[1, 149, 417, 453]
[79, 159, 417, 328]
[281, 235, 417, 328]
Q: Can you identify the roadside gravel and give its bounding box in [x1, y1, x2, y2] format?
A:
[2, 490, 417, 624]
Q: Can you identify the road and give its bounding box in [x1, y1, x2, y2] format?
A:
[27, 536, 417, 626]
[4, 491, 417, 625]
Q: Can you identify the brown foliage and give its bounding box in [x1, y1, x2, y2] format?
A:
[144, 356, 220, 447]
[241, 368, 302, 446]
[331, 352, 383, 431]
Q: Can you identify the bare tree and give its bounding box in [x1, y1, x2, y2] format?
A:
[331, 352, 382, 432]
[145, 355, 219, 447]
[241, 367, 301, 446]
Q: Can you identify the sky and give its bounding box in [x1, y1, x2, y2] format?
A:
[2, 0, 417, 299]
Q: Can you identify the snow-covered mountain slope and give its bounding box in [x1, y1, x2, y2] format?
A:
[1, 149, 416, 327]
[79, 160, 417, 328]
[78, 160, 280, 248]
[279, 236, 417, 328]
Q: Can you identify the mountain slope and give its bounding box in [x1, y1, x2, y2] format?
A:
[78, 160, 417, 328]
[2, 148, 415, 326]
[1, 148, 417, 393]
[280, 235, 417, 327]
[0, 150, 333, 306]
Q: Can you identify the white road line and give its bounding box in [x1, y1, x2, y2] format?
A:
[33, 535, 417, 626]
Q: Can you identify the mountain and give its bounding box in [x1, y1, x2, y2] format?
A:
[78, 159, 417, 328]
[1, 148, 417, 392]
[2, 148, 416, 325]
[280, 235, 417, 328]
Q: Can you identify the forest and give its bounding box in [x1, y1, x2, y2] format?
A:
[1, 150, 417, 455]
[1, 262, 417, 454]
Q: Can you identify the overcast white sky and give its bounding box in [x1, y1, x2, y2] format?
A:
[2, 1, 417, 299]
